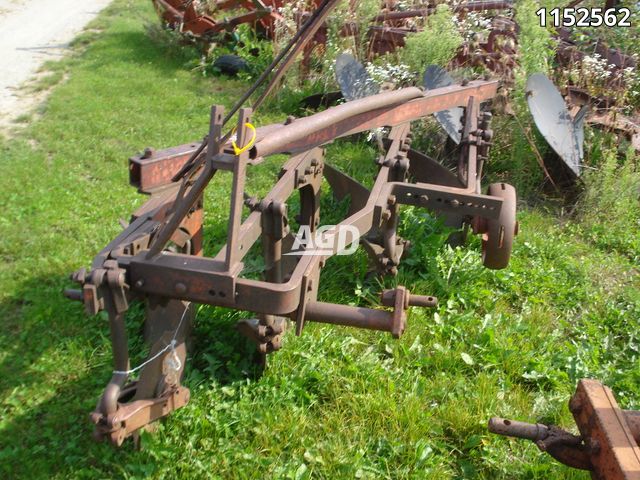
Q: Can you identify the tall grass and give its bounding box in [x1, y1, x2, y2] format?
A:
[401, 4, 463, 73]
[578, 141, 640, 261]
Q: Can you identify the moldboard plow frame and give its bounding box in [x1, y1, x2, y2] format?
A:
[66, 78, 519, 446]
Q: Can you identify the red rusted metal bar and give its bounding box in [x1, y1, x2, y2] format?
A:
[304, 301, 397, 332]
[571, 380, 640, 479]
[251, 81, 499, 158]
[130, 143, 201, 193]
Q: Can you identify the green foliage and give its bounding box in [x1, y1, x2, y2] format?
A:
[483, 114, 546, 199]
[401, 4, 463, 74]
[197, 24, 274, 80]
[490, 0, 558, 199]
[577, 139, 640, 262]
[514, 0, 556, 79]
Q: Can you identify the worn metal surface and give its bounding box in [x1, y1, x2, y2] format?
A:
[67, 74, 517, 445]
[252, 81, 499, 158]
[526, 73, 585, 177]
[130, 143, 201, 193]
[70, 3, 519, 444]
[151, 0, 285, 39]
[335, 53, 379, 102]
[490, 379, 640, 479]
[423, 65, 463, 144]
[572, 380, 640, 479]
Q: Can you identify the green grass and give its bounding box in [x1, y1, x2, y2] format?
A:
[1, 1, 639, 478]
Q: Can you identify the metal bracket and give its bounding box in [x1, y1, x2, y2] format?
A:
[91, 384, 190, 447]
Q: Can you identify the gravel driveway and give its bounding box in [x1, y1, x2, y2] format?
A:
[0, 0, 112, 129]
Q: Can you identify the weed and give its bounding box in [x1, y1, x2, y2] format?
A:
[512, 0, 556, 111]
[577, 140, 640, 262]
[401, 4, 463, 75]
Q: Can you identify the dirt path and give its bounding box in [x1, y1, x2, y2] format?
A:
[0, 0, 113, 130]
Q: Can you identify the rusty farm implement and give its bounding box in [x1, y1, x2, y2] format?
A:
[66, 76, 515, 447]
[63, 2, 640, 477]
[490, 380, 640, 479]
[65, 0, 518, 447]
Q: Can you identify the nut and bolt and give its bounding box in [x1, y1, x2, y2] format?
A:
[244, 196, 260, 210]
[141, 147, 155, 159]
[569, 396, 582, 414]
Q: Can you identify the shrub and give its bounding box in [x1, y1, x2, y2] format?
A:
[400, 4, 463, 74]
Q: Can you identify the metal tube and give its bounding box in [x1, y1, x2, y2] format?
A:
[252, 88, 423, 159]
[100, 307, 129, 415]
[304, 301, 394, 332]
[251, 81, 499, 159]
[63, 289, 83, 301]
[408, 294, 438, 307]
[488, 417, 550, 442]
[264, 236, 282, 282]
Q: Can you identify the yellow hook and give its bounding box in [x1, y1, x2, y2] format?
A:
[232, 122, 257, 155]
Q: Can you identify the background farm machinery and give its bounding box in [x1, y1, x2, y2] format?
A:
[151, 0, 289, 39]
[150, 0, 638, 170]
[150, 0, 517, 64]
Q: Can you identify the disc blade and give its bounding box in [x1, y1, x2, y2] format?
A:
[526, 73, 583, 176]
[335, 53, 380, 102]
[423, 65, 463, 144]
